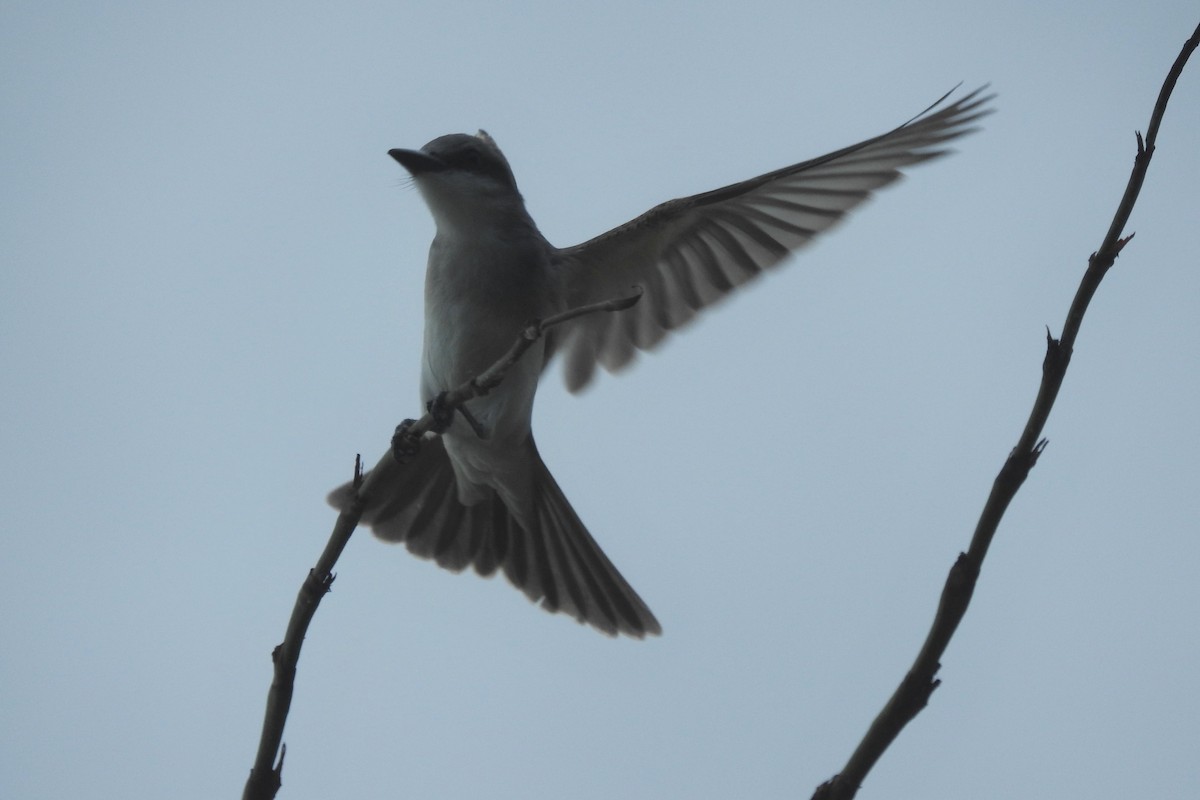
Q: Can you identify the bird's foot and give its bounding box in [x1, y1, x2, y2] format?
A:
[425, 391, 490, 440]
[426, 392, 455, 433]
[391, 419, 420, 463]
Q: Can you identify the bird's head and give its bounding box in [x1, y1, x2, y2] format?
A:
[388, 131, 526, 233]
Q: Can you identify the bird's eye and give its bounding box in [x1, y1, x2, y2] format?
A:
[461, 149, 483, 169]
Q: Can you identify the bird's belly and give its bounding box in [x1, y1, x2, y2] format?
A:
[420, 293, 545, 489]
[422, 327, 544, 508]
[417, 232, 557, 501]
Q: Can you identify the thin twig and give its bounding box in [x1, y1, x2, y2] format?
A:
[241, 289, 642, 800]
[814, 21, 1199, 800]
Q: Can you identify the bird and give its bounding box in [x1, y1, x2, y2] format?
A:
[328, 86, 993, 638]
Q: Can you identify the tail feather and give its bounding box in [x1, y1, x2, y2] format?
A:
[528, 452, 660, 636]
[327, 435, 660, 638]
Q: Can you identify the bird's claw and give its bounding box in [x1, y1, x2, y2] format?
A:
[426, 392, 455, 434]
[424, 391, 490, 440]
[391, 419, 420, 462]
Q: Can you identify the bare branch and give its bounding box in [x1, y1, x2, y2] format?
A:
[242, 289, 642, 800]
[814, 21, 1200, 800]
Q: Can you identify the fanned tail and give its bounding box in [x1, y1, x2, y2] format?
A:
[327, 436, 659, 638]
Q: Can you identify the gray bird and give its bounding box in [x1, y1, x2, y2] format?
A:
[329, 87, 993, 638]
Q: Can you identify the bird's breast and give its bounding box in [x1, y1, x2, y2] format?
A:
[421, 232, 557, 397]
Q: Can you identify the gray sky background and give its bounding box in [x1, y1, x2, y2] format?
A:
[3, 3, 1198, 799]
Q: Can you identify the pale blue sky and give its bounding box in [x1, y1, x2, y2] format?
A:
[2, 3, 1198, 799]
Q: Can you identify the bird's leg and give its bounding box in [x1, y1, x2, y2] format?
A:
[456, 405, 489, 440]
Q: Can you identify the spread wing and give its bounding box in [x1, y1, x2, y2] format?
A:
[549, 86, 993, 392]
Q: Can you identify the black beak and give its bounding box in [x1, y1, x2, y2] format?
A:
[388, 148, 446, 174]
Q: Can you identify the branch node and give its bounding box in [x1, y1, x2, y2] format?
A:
[950, 551, 980, 586]
[1042, 328, 1069, 377]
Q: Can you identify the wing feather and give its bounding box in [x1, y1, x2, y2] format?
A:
[551, 86, 993, 391]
